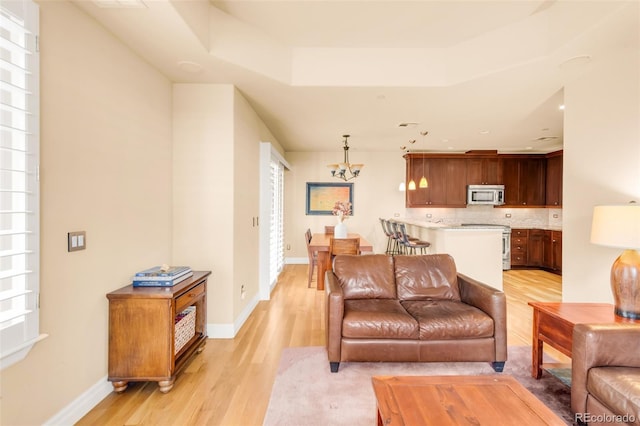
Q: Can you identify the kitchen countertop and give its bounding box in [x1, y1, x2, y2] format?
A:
[397, 218, 504, 290]
[510, 225, 563, 231]
[399, 218, 562, 232]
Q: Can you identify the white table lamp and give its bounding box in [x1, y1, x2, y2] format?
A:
[590, 203, 640, 319]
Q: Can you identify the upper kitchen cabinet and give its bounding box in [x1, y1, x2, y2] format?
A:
[545, 151, 563, 207]
[502, 156, 546, 207]
[405, 154, 467, 207]
[466, 157, 503, 185]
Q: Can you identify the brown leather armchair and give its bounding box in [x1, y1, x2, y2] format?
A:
[325, 253, 507, 373]
[571, 323, 640, 425]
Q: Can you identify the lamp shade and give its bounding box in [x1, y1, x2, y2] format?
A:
[590, 204, 640, 249]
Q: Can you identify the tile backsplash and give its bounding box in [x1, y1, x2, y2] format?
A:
[406, 205, 563, 229]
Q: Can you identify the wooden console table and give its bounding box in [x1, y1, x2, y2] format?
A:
[528, 302, 635, 379]
[107, 271, 211, 393]
[372, 375, 565, 425]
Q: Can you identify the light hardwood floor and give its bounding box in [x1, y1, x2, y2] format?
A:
[78, 265, 566, 426]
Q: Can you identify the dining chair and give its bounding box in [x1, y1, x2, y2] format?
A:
[329, 237, 360, 258]
[305, 229, 318, 288]
[324, 225, 335, 235]
[328, 237, 361, 271]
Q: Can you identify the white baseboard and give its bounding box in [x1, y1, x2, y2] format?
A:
[44, 376, 112, 426]
[207, 291, 260, 338]
[44, 289, 264, 424]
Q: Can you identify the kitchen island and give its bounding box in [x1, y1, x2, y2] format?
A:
[399, 219, 504, 290]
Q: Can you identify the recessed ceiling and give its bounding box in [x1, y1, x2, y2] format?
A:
[72, 0, 639, 153]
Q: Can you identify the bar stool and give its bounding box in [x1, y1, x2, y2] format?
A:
[396, 222, 431, 255]
[379, 218, 396, 255]
[387, 220, 406, 254]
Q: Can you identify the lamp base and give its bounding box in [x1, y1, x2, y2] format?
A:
[611, 249, 640, 319]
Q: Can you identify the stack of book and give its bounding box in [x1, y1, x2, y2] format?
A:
[132, 266, 193, 287]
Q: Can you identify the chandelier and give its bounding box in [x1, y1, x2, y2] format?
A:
[327, 134, 364, 181]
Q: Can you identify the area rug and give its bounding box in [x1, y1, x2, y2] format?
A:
[263, 346, 575, 426]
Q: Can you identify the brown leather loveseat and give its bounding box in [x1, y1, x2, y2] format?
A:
[325, 253, 507, 373]
[571, 323, 640, 426]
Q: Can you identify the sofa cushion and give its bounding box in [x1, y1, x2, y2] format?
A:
[587, 367, 640, 422]
[343, 299, 419, 339]
[395, 254, 461, 301]
[334, 254, 396, 300]
[401, 300, 494, 340]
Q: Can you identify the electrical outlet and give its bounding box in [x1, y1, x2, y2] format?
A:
[241, 285, 246, 300]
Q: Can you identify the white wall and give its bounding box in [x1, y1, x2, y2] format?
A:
[562, 42, 640, 302]
[284, 150, 407, 261]
[172, 84, 235, 328]
[173, 84, 284, 336]
[0, 2, 173, 424]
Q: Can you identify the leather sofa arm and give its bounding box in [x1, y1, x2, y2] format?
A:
[457, 273, 507, 362]
[325, 271, 344, 363]
[571, 323, 640, 415]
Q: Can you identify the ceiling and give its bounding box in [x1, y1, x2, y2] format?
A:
[72, 0, 638, 154]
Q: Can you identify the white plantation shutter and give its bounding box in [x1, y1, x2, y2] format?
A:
[269, 159, 284, 283]
[0, 0, 42, 370]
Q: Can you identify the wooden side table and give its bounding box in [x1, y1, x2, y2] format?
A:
[528, 302, 635, 379]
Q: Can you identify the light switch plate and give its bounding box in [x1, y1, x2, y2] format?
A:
[68, 231, 86, 252]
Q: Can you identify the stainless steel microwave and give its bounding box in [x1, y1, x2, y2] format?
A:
[467, 185, 505, 206]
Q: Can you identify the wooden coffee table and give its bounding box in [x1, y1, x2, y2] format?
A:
[528, 302, 636, 379]
[372, 375, 565, 425]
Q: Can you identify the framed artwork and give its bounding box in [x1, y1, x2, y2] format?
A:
[306, 182, 354, 215]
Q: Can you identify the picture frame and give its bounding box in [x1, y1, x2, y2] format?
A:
[305, 182, 354, 215]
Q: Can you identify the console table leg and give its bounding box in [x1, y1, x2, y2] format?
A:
[158, 379, 175, 393]
[112, 381, 128, 393]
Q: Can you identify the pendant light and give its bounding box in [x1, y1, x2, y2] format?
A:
[327, 134, 364, 181]
[407, 139, 424, 191]
[419, 131, 428, 188]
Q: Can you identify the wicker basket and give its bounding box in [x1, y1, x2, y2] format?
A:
[174, 306, 196, 354]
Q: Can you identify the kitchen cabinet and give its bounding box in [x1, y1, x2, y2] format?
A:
[502, 157, 546, 207]
[511, 228, 561, 274]
[545, 151, 563, 207]
[466, 157, 502, 185]
[543, 230, 562, 273]
[528, 229, 545, 267]
[404, 153, 560, 209]
[510, 229, 528, 266]
[405, 155, 467, 207]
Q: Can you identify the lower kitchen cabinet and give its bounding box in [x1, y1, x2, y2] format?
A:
[510, 229, 528, 267]
[543, 230, 562, 273]
[528, 229, 545, 267]
[511, 228, 561, 274]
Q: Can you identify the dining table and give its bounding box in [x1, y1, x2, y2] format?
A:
[309, 232, 374, 291]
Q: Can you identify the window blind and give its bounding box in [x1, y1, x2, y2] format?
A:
[269, 159, 284, 284]
[0, 0, 41, 370]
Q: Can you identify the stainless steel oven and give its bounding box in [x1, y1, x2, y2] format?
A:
[460, 224, 511, 270]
